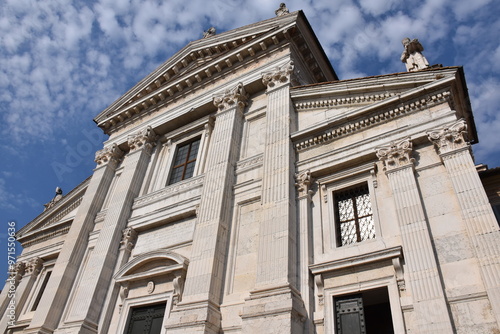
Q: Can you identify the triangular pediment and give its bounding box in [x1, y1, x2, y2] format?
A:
[94, 11, 337, 134]
[16, 177, 90, 246]
[291, 67, 477, 150]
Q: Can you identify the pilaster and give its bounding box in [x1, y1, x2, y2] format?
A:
[0, 262, 25, 327]
[165, 83, 247, 333]
[295, 170, 314, 333]
[98, 227, 137, 334]
[427, 119, 500, 326]
[241, 61, 305, 333]
[376, 137, 454, 333]
[25, 144, 123, 334]
[0, 260, 38, 333]
[55, 126, 156, 334]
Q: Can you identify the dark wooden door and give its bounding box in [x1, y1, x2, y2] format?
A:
[336, 295, 366, 334]
[126, 303, 166, 334]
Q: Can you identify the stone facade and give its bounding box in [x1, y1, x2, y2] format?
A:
[2, 7, 500, 334]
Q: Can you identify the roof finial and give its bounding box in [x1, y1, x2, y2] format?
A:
[203, 27, 216, 39]
[400, 38, 430, 72]
[275, 3, 289, 17]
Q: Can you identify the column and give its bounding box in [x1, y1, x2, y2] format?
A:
[295, 170, 314, 333]
[376, 138, 453, 333]
[165, 83, 247, 333]
[25, 144, 123, 334]
[427, 119, 500, 325]
[98, 227, 137, 333]
[59, 126, 156, 333]
[241, 61, 304, 333]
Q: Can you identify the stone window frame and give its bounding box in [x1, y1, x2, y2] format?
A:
[114, 250, 188, 334]
[146, 116, 213, 193]
[18, 261, 55, 321]
[319, 163, 381, 251]
[310, 247, 406, 334]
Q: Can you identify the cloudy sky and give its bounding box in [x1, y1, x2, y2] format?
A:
[1, 0, 499, 281]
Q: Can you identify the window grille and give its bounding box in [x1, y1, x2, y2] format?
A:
[334, 184, 375, 246]
[168, 137, 201, 185]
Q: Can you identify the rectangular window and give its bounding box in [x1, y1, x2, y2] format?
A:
[31, 271, 51, 311]
[168, 137, 201, 185]
[334, 183, 375, 246]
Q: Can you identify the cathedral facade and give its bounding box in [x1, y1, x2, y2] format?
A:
[2, 7, 500, 334]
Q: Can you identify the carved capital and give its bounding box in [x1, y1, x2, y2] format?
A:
[120, 227, 138, 252]
[128, 126, 157, 153]
[376, 137, 415, 171]
[213, 82, 248, 112]
[262, 61, 294, 88]
[427, 119, 468, 155]
[8, 262, 25, 283]
[295, 170, 314, 198]
[24, 257, 43, 277]
[95, 143, 123, 167]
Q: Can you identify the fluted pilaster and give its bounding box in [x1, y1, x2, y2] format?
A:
[428, 119, 500, 325]
[376, 138, 453, 333]
[166, 83, 247, 333]
[60, 127, 156, 333]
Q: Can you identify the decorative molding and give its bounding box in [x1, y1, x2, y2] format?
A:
[127, 126, 157, 153]
[132, 175, 204, 209]
[173, 275, 185, 305]
[147, 281, 155, 294]
[295, 92, 395, 110]
[95, 143, 123, 167]
[235, 154, 264, 173]
[294, 90, 450, 151]
[262, 61, 294, 88]
[40, 197, 82, 229]
[376, 137, 414, 171]
[21, 225, 71, 248]
[427, 119, 468, 155]
[213, 82, 248, 112]
[295, 169, 314, 198]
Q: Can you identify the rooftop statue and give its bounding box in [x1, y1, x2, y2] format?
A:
[401, 37, 430, 72]
[43, 186, 63, 211]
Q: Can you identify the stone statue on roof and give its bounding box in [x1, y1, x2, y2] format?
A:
[43, 187, 63, 211]
[401, 37, 430, 72]
[203, 27, 216, 39]
[275, 3, 289, 17]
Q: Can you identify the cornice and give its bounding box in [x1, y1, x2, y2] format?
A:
[294, 89, 451, 151]
[17, 177, 90, 238]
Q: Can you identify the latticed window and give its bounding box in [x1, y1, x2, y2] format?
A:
[168, 137, 201, 185]
[334, 183, 375, 246]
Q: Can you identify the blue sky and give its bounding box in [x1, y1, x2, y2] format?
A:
[1, 0, 499, 282]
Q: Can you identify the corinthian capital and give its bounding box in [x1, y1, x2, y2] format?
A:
[262, 61, 294, 88]
[295, 170, 313, 198]
[376, 137, 414, 171]
[427, 119, 468, 155]
[213, 82, 248, 112]
[128, 126, 157, 153]
[24, 257, 43, 277]
[8, 262, 25, 283]
[95, 143, 123, 167]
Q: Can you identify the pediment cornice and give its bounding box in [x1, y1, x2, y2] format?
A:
[291, 73, 460, 151]
[94, 11, 336, 134]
